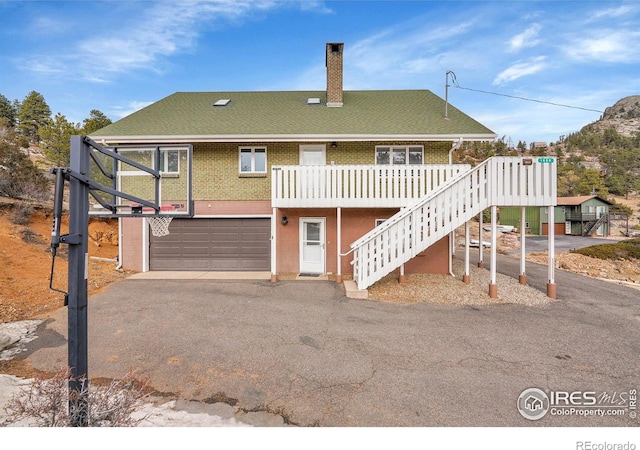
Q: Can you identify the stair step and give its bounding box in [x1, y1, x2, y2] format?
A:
[344, 280, 368, 299]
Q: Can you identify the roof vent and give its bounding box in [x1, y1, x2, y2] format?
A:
[213, 99, 231, 106]
[307, 97, 321, 105]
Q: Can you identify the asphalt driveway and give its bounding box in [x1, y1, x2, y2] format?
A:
[23, 256, 640, 427]
[506, 234, 620, 254]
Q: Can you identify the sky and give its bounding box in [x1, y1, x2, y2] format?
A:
[1, 0, 639, 146]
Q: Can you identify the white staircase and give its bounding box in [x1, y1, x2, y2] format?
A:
[349, 157, 557, 290]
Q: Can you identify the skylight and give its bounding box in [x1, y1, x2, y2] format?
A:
[213, 99, 231, 106]
[307, 97, 321, 105]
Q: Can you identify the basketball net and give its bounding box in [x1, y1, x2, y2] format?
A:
[146, 205, 176, 237]
[148, 216, 173, 237]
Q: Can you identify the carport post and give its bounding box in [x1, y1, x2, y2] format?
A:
[336, 208, 342, 283]
[477, 208, 484, 268]
[463, 220, 470, 284]
[547, 205, 556, 299]
[271, 208, 277, 283]
[519, 206, 527, 285]
[488, 205, 497, 298]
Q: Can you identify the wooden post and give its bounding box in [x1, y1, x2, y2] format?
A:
[547, 205, 556, 299]
[336, 207, 342, 283]
[519, 206, 527, 285]
[478, 209, 484, 268]
[463, 221, 470, 284]
[489, 205, 498, 298]
[271, 207, 277, 283]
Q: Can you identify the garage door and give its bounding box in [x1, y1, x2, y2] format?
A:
[542, 222, 566, 236]
[150, 218, 270, 271]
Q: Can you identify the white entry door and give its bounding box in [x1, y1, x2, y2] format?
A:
[300, 218, 325, 274]
[300, 145, 326, 165]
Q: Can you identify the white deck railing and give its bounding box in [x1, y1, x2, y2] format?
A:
[351, 157, 557, 290]
[271, 164, 471, 208]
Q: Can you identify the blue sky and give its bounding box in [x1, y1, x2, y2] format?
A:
[1, 0, 639, 145]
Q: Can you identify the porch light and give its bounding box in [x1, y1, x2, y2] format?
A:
[331, 142, 337, 148]
[281, 216, 288, 225]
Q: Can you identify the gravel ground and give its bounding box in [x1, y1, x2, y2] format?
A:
[368, 258, 553, 307]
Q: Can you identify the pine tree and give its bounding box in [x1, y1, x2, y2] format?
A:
[17, 91, 51, 143]
[40, 113, 80, 166]
[0, 93, 17, 127]
[82, 109, 112, 134]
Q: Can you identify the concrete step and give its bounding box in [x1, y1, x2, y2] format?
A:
[344, 280, 368, 299]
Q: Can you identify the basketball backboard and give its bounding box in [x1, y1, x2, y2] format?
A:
[87, 142, 192, 217]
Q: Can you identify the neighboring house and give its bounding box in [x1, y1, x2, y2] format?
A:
[91, 43, 555, 290]
[558, 196, 612, 236]
[500, 195, 612, 236]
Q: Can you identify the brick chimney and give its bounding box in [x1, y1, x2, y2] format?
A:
[326, 42, 344, 107]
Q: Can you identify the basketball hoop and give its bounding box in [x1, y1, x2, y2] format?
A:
[147, 206, 176, 237]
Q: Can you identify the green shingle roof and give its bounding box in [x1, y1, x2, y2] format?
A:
[91, 90, 496, 142]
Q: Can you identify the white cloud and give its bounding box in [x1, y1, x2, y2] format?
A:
[585, 4, 637, 22]
[563, 30, 640, 63]
[343, 19, 478, 88]
[508, 23, 541, 52]
[297, 0, 333, 14]
[112, 100, 155, 119]
[492, 56, 547, 85]
[21, 1, 280, 82]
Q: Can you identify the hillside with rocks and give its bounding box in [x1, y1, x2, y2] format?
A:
[597, 95, 640, 137]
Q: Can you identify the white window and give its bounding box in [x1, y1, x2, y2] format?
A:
[159, 149, 180, 174]
[239, 147, 267, 173]
[375, 146, 423, 165]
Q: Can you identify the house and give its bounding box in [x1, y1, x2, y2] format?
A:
[558, 195, 612, 236]
[90, 43, 556, 294]
[500, 195, 612, 236]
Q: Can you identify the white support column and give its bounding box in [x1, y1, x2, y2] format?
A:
[271, 207, 277, 283]
[547, 205, 556, 298]
[478, 209, 485, 268]
[336, 207, 342, 283]
[489, 205, 498, 298]
[519, 206, 527, 285]
[463, 220, 470, 284]
[399, 263, 405, 283]
[450, 230, 455, 258]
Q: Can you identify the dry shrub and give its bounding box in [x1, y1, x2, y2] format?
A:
[18, 227, 44, 244]
[2, 369, 151, 427]
[10, 202, 33, 226]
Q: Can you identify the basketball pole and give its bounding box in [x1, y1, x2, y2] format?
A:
[66, 135, 90, 426]
[51, 136, 190, 426]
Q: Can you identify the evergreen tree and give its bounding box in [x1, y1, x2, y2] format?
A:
[17, 91, 51, 143]
[82, 109, 112, 134]
[0, 93, 17, 127]
[576, 168, 608, 197]
[0, 118, 49, 199]
[40, 113, 80, 166]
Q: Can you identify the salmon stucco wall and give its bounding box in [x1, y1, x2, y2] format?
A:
[275, 207, 450, 276]
[121, 217, 144, 272]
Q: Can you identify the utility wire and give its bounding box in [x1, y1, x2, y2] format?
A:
[447, 71, 604, 114]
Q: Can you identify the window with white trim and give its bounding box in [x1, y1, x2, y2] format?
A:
[239, 147, 267, 173]
[375, 146, 424, 165]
